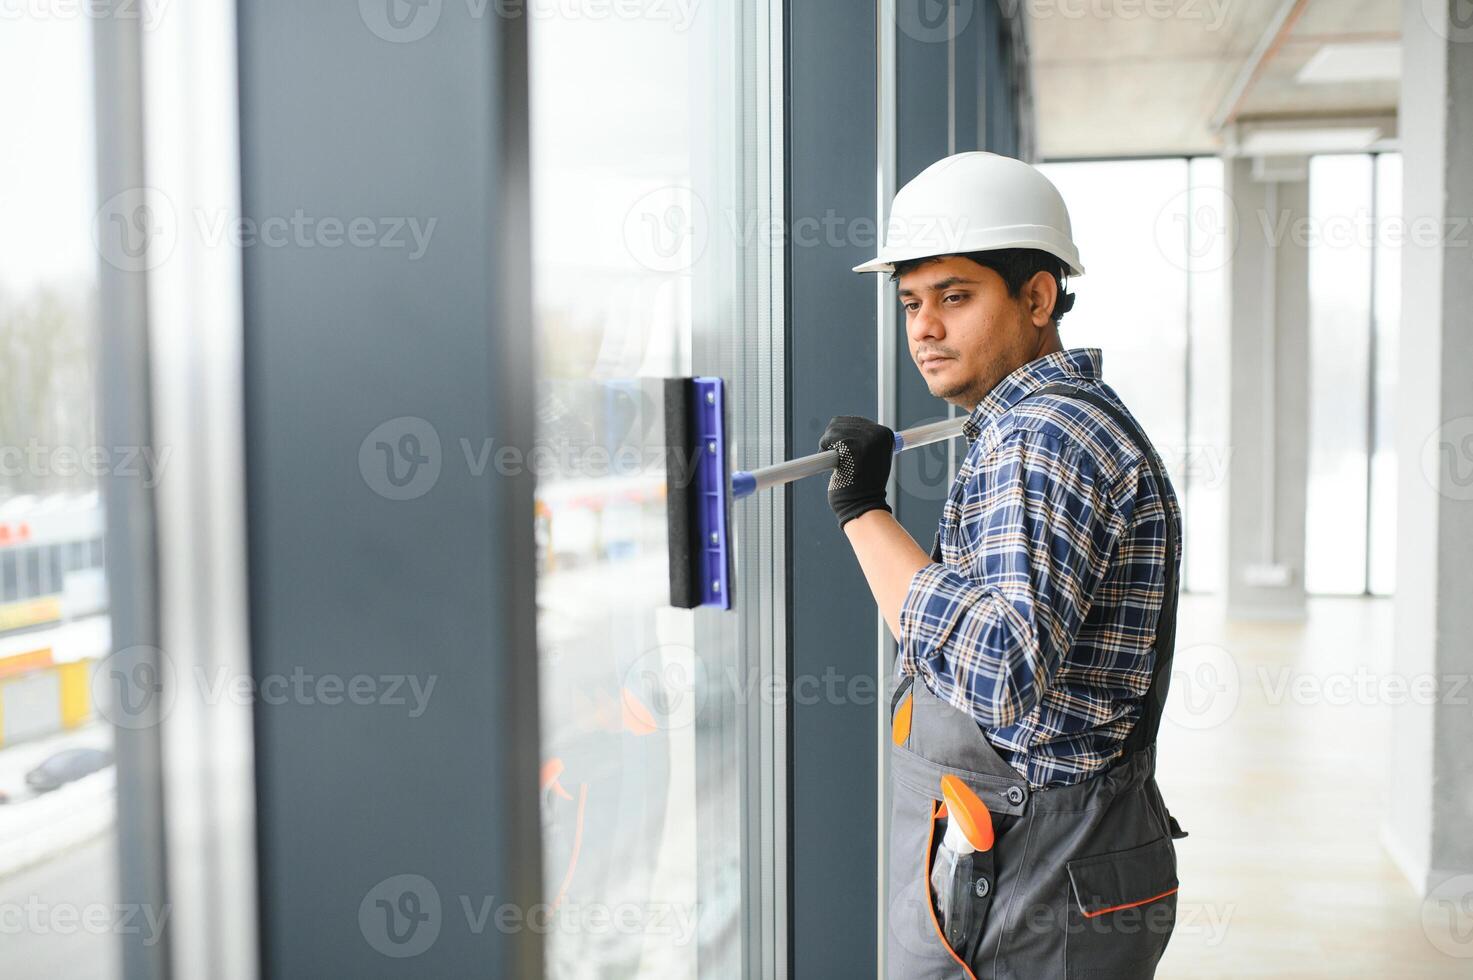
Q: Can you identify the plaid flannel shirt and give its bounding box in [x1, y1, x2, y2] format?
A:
[897, 347, 1181, 789]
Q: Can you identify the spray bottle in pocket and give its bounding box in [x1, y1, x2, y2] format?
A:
[931, 774, 996, 951]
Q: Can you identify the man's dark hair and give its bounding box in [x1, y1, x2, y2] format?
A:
[889, 247, 1076, 326]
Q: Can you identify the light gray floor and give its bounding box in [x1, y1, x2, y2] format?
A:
[1156, 595, 1469, 978]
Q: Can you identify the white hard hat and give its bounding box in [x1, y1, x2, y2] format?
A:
[852, 151, 1085, 277]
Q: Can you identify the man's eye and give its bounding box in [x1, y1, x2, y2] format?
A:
[902, 302, 919, 313]
[943, 293, 965, 304]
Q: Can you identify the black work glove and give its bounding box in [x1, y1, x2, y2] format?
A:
[819, 416, 895, 528]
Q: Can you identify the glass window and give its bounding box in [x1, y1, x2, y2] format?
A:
[1184, 157, 1229, 594]
[1368, 153, 1401, 596]
[0, 12, 119, 979]
[1039, 160, 1190, 473]
[1305, 154, 1374, 595]
[528, 4, 769, 975]
[1040, 160, 1203, 579]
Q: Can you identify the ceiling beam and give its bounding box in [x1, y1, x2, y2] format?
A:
[1209, 0, 1313, 134]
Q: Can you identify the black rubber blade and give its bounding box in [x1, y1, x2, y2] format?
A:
[664, 378, 700, 608]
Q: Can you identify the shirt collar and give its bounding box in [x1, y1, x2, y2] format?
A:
[962, 347, 1104, 443]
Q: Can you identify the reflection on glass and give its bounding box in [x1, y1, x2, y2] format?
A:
[1306, 154, 1374, 595]
[0, 13, 122, 980]
[529, 9, 717, 977]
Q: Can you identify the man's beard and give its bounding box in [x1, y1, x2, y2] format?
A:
[932, 356, 1006, 409]
[932, 376, 981, 403]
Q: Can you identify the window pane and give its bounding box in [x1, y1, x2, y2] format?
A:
[529, 6, 757, 975]
[1185, 157, 1230, 593]
[1038, 161, 1189, 467]
[1305, 154, 1373, 595]
[1369, 153, 1401, 596]
[1039, 159, 1192, 571]
[0, 14, 120, 980]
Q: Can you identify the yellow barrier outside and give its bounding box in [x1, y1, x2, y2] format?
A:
[59, 661, 93, 729]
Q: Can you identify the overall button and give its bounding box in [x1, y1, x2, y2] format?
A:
[974, 876, 991, 899]
[1004, 786, 1026, 806]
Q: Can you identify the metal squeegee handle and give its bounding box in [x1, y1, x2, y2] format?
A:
[730, 415, 968, 500]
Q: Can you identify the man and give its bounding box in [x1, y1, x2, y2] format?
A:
[825, 152, 1185, 979]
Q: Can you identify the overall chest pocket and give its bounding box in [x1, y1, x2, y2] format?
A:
[1063, 835, 1179, 979]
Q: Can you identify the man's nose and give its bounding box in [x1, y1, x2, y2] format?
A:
[908, 301, 944, 343]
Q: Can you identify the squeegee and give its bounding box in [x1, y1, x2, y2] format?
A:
[664, 376, 966, 609]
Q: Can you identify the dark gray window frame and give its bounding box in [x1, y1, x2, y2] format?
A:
[235, 5, 542, 978]
[785, 2, 1028, 976]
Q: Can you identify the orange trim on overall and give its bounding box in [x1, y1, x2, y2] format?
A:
[924, 799, 979, 980]
[1079, 887, 1180, 919]
[549, 782, 588, 914]
[892, 691, 913, 745]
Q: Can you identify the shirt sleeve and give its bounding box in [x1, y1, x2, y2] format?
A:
[896, 430, 1127, 729]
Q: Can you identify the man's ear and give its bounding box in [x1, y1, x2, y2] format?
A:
[1023, 270, 1058, 328]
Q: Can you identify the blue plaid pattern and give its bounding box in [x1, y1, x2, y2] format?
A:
[897, 348, 1181, 789]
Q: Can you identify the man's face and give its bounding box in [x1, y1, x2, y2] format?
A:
[897, 255, 1046, 410]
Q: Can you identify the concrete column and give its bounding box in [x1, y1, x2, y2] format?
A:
[1384, 0, 1473, 895]
[1224, 157, 1312, 620]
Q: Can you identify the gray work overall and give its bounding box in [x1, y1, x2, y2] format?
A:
[886, 384, 1185, 980]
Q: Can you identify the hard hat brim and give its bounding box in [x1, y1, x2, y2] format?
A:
[852, 242, 1085, 278]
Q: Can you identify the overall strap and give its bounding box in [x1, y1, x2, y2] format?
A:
[1030, 382, 1180, 754]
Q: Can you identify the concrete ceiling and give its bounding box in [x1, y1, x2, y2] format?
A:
[1027, 0, 1402, 159]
